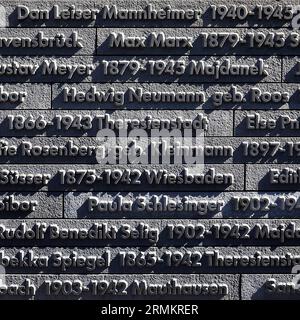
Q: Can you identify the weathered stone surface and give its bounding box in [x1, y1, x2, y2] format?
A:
[0, 192, 62, 218]
[0, 0, 298, 302]
[0, 56, 281, 83]
[283, 56, 300, 83]
[242, 274, 300, 300]
[93, 56, 281, 83]
[65, 191, 300, 219]
[0, 28, 95, 55]
[246, 164, 300, 191]
[235, 110, 300, 136]
[0, 137, 298, 164]
[0, 137, 237, 164]
[2, 0, 299, 28]
[0, 84, 50, 109]
[52, 83, 296, 110]
[0, 274, 239, 300]
[97, 28, 300, 56]
[0, 109, 233, 137]
[0, 164, 244, 191]
[0, 246, 299, 274]
[0, 218, 297, 247]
